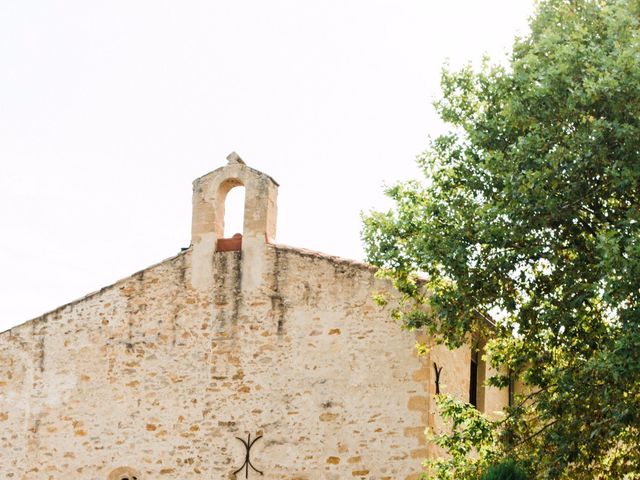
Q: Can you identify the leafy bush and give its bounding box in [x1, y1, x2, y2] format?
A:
[481, 460, 527, 480]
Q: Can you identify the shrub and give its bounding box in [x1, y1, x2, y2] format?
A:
[480, 459, 527, 480]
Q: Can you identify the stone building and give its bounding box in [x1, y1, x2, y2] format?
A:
[0, 155, 508, 479]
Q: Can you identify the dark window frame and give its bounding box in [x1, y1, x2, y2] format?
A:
[469, 349, 479, 407]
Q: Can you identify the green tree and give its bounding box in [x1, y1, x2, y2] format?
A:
[362, 0, 640, 478]
[481, 459, 528, 480]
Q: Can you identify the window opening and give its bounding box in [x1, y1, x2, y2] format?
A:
[469, 349, 479, 407]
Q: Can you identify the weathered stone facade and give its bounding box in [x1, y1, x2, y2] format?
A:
[0, 156, 508, 479]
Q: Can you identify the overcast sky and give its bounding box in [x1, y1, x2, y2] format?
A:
[0, 0, 534, 330]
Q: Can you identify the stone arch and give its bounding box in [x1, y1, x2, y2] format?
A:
[107, 466, 140, 480]
[191, 153, 279, 250]
[216, 177, 246, 239]
[190, 153, 279, 289]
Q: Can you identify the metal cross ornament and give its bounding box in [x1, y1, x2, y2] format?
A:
[233, 433, 263, 478]
[433, 362, 443, 395]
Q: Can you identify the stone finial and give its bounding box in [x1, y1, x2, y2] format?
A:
[226, 151, 246, 165]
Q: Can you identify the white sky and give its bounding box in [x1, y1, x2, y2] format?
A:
[0, 0, 534, 330]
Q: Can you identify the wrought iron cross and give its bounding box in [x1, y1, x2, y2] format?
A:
[433, 362, 443, 394]
[233, 433, 263, 478]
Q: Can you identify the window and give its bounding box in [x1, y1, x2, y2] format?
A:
[469, 349, 479, 407]
[469, 343, 486, 411]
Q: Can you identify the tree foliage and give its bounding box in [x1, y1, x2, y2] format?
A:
[481, 459, 528, 480]
[362, 0, 640, 478]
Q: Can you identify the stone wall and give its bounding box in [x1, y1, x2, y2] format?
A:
[0, 244, 435, 479]
[0, 160, 509, 479]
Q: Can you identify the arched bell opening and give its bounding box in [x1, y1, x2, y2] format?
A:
[215, 178, 245, 252]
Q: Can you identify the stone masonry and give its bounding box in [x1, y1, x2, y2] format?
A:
[0, 155, 508, 479]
